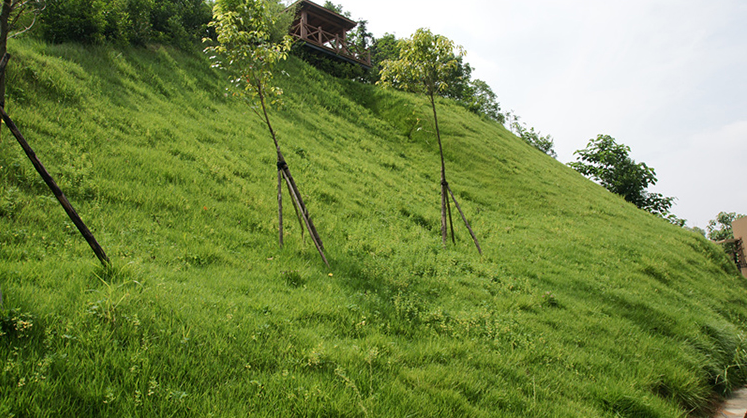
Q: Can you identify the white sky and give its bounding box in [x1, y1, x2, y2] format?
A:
[310, 0, 746, 229]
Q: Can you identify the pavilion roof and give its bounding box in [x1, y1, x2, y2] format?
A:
[288, 0, 358, 35]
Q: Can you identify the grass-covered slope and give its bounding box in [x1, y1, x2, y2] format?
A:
[1, 38, 746, 417]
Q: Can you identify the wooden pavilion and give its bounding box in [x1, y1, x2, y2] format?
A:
[287, 0, 371, 68]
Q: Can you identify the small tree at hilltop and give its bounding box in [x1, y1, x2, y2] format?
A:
[511, 121, 556, 158]
[569, 134, 682, 224]
[378, 28, 482, 254]
[464, 79, 504, 123]
[205, 0, 329, 266]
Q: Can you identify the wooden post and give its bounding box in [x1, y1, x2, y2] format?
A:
[278, 168, 283, 247]
[280, 165, 328, 267]
[284, 171, 305, 243]
[300, 10, 308, 39]
[446, 184, 483, 255]
[280, 162, 323, 250]
[0, 106, 110, 267]
[444, 181, 455, 244]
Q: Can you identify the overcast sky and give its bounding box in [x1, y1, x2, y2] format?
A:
[319, 0, 746, 229]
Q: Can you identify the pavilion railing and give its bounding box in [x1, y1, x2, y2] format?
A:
[290, 22, 371, 67]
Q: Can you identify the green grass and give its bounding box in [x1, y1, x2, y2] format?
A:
[1, 38, 747, 417]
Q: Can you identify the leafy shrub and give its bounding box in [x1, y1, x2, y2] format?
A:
[40, 0, 211, 48]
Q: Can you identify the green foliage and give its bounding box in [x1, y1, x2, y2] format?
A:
[378, 28, 464, 98]
[322, 1, 348, 17]
[569, 134, 680, 222]
[375, 31, 501, 123]
[707, 212, 745, 242]
[0, 38, 746, 417]
[39, 0, 212, 48]
[460, 78, 504, 123]
[511, 121, 556, 158]
[368, 32, 398, 77]
[0, 0, 46, 40]
[347, 19, 372, 53]
[291, 44, 367, 81]
[205, 0, 293, 111]
[437, 55, 472, 101]
[707, 212, 746, 267]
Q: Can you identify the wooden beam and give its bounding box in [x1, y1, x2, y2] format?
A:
[300, 10, 308, 39]
[0, 106, 110, 267]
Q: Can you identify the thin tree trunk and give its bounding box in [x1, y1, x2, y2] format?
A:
[430, 92, 451, 246]
[440, 181, 448, 245]
[0, 106, 110, 266]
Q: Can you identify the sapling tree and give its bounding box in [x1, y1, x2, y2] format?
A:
[205, 0, 328, 266]
[569, 134, 682, 224]
[378, 28, 482, 254]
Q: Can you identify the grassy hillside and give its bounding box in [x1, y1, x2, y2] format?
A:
[1, 38, 746, 417]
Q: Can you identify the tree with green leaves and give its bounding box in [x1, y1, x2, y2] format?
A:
[205, 0, 328, 266]
[707, 212, 745, 241]
[378, 28, 482, 254]
[322, 1, 348, 17]
[569, 134, 681, 223]
[511, 121, 556, 158]
[462, 78, 503, 123]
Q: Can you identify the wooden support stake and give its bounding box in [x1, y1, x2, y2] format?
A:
[444, 182, 456, 245]
[278, 169, 283, 247]
[0, 106, 110, 267]
[440, 182, 448, 246]
[446, 184, 483, 256]
[284, 170, 305, 243]
[280, 162, 324, 251]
